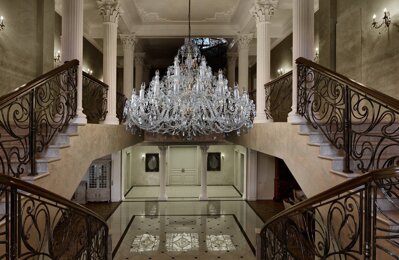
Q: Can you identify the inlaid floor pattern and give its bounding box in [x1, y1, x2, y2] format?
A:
[113, 215, 255, 260]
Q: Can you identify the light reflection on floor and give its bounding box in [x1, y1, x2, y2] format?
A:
[108, 201, 264, 259]
[113, 215, 255, 259]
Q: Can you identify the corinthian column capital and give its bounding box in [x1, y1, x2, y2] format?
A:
[237, 34, 253, 50]
[97, 0, 120, 23]
[120, 34, 137, 50]
[250, 0, 279, 23]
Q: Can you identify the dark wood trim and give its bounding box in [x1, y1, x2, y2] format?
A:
[0, 174, 107, 226]
[265, 166, 399, 227]
[264, 70, 293, 88]
[82, 71, 108, 89]
[0, 60, 79, 106]
[296, 57, 399, 112]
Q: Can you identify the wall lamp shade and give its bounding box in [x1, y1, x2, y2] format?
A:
[372, 8, 391, 30]
[0, 16, 5, 31]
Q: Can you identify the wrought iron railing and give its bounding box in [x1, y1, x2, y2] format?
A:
[117, 92, 127, 123]
[261, 166, 399, 259]
[0, 174, 108, 259]
[297, 58, 399, 173]
[265, 71, 293, 122]
[0, 60, 78, 177]
[82, 72, 108, 123]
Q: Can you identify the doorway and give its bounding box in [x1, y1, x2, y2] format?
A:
[168, 146, 198, 185]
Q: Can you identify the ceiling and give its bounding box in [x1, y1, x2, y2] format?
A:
[56, 0, 319, 64]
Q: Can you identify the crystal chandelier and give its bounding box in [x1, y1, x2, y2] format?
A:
[124, 1, 255, 139]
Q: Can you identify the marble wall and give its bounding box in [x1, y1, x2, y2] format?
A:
[0, 0, 55, 96]
[334, 0, 399, 99]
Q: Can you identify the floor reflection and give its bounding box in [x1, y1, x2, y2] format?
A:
[113, 215, 255, 259]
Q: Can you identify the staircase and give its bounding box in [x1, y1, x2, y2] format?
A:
[0, 60, 142, 259]
[229, 58, 399, 259]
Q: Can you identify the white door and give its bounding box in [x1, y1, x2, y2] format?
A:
[168, 146, 198, 185]
[87, 161, 111, 202]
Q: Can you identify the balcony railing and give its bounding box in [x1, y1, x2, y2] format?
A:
[117, 92, 127, 123]
[0, 60, 78, 177]
[0, 174, 108, 259]
[82, 72, 108, 123]
[260, 166, 399, 259]
[296, 58, 399, 173]
[264, 71, 293, 122]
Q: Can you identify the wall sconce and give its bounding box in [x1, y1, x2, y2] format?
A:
[0, 16, 5, 31]
[372, 8, 391, 30]
[277, 68, 285, 76]
[221, 153, 225, 160]
[141, 154, 145, 161]
[54, 50, 61, 63]
[314, 47, 319, 62]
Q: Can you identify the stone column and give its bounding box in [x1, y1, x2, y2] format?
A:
[251, 0, 278, 124]
[120, 34, 136, 98]
[237, 34, 253, 92]
[98, 0, 120, 125]
[199, 145, 209, 200]
[287, 0, 314, 123]
[158, 146, 168, 201]
[62, 0, 87, 124]
[246, 149, 258, 201]
[227, 52, 237, 88]
[134, 53, 145, 92]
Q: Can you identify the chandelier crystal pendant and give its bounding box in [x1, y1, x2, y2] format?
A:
[124, 1, 255, 139]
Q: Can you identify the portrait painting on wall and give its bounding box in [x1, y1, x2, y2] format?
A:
[207, 152, 221, 171]
[145, 153, 159, 172]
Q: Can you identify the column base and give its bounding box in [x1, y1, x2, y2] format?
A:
[101, 115, 120, 125]
[199, 194, 208, 200]
[158, 194, 168, 201]
[287, 111, 306, 124]
[72, 112, 87, 125]
[253, 115, 271, 124]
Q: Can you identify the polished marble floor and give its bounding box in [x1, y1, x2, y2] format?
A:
[125, 186, 242, 201]
[108, 201, 263, 259]
[113, 215, 255, 259]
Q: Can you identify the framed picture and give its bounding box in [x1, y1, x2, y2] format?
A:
[145, 153, 159, 172]
[207, 152, 221, 171]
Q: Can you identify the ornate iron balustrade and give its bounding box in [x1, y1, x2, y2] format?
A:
[117, 92, 127, 123]
[297, 58, 399, 173]
[82, 72, 108, 123]
[261, 166, 399, 259]
[0, 174, 108, 259]
[265, 71, 293, 122]
[0, 60, 78, 177]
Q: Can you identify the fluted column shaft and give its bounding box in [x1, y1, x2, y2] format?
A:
[62, 0, 86, 124]
[98, 0, 120, 125]
[251, 0, 278, 123]
[237, 35, 252, 92]
[199, 145, 209, 200]
[227, 53, 237, 88]
[121, 34, 136, 98]
[135, 53, 145, 92]
[158, 146, 168, 201]
[288, 0, 314, 123]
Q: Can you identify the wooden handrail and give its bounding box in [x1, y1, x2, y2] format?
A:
[265, 70, 293, 88]
[0, 174, 107, 226]
[296, 57, 399, 112]
[264, 166, 399, 227]
[0, 60, 79, 106]
[83, 71, 108, 90]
